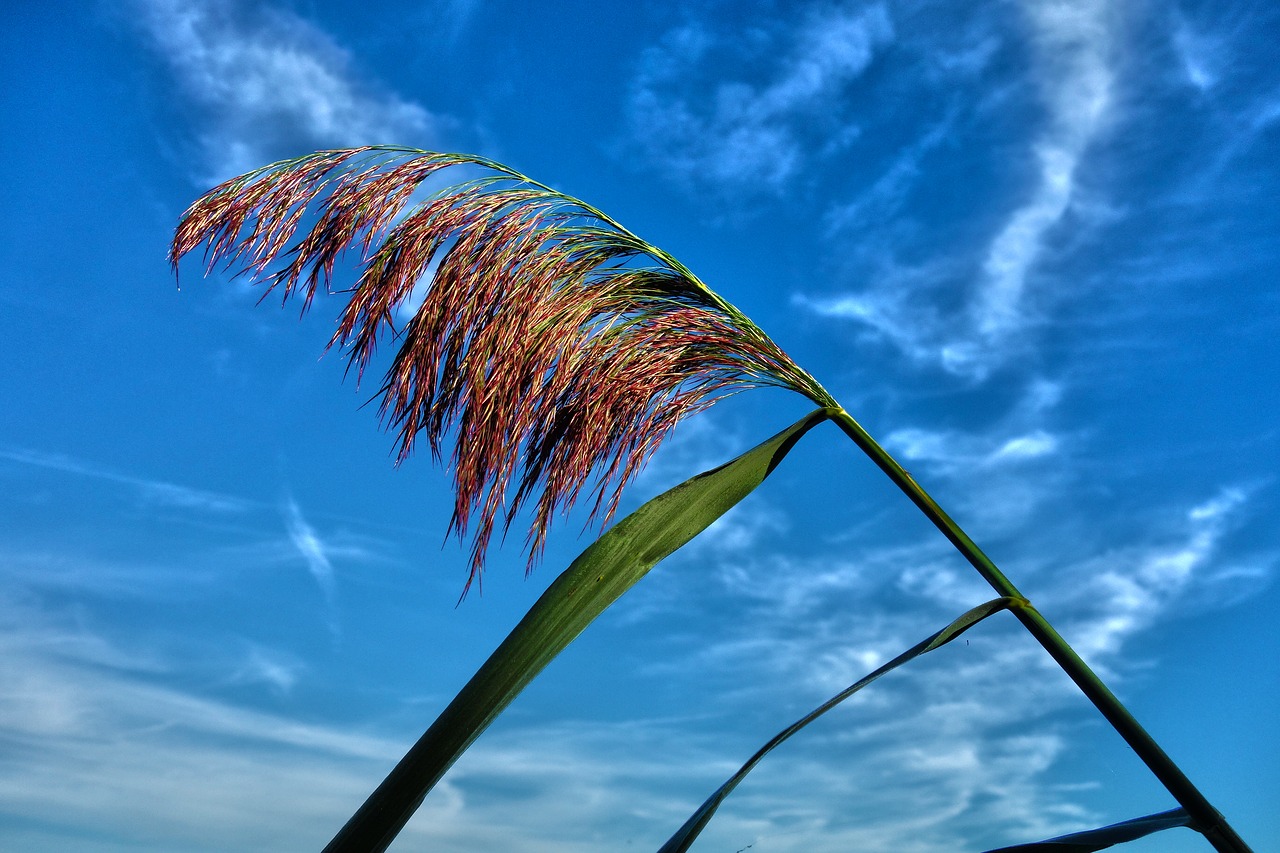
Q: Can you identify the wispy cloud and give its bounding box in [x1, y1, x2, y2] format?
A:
[0, 602, 400, 852]
[965, 0, 1115, 352]
[1062, 486, 1257, 660]
[0, 592, 894, 852]
[282, 495, 339, 635]
[136, 0, 447, 180]
[0, 445, 252, 514]
[228, 644, 305, 694]
[0, 448, 387, 621]
[1171, 11, 1222, 92]
[627, 2, 893, 197]
[886, 426, 1059, 470]
[801, 0, 1118, 379]
[870, 378, 1073, 532]
[793, 257, 966, 371]
[822, 113, 957, 236]
[1163, 4, 1280, 184]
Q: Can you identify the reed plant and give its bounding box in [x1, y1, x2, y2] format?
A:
[172, 146, 1254, 853]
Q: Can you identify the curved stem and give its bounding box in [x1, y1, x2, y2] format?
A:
[824, 406, 1252, 853]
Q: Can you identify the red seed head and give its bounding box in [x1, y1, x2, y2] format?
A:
[171, 146, 834, 594]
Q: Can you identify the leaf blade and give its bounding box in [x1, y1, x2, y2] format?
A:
[323, 408, 830, 853]
[982, 807, 1196, 852]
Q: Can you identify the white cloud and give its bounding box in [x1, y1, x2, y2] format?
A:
[0, 445, 253, 514]
[1171, 13, 1221, 92]
[759, 4, 894, 115]
[884, 426, 1059, 469]
[282, 495, 340, 634]
[991, 430, 1058, 461]
[617, 476, 1268, 846]
[283, 496, 335, 597]
[870, 380, 1070, 531]
[136, 0, 446, 180]
[823, 114, 957, 235]
[793, 258, 965, 371]
[1249, 91, 1280, 131]
[1064, 487, 1252, 659]
[967, 0, 1111, 335]
[801, 0, 1118, 379]
[228, 645, 305, 694]
[604, 366, 1273, 846]
[628, 3, 893, 195]
[961, 0, 1116, 373]
[0, 607, 406, 852]
[715, 552, 874, 626]
[0, 592, 908, 852]
[0, 596, 611, 851]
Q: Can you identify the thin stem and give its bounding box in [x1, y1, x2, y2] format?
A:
[824, 406, 1252, 853]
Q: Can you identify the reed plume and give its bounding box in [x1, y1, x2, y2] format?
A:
[172, 146, 833, 591]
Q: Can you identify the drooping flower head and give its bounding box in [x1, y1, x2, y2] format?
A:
[172, 146, 834, 593]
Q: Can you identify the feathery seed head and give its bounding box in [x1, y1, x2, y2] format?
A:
[171, 146, 834, 593]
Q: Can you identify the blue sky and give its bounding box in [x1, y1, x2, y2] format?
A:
[1, 1, 1277, 851]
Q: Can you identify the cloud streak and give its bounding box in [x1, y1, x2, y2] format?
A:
[800, 0, 1118, 379]
[0, 602, 400, 852]
[0, 445, 252, 514]
[282, 495, 340, 635]
[136, 0, 446, 180]
[963, 0, 1115, 355]
[1063, 487, 1255, 660]
[627, 2, 893, 196]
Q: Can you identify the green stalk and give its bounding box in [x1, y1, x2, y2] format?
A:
[823, 406, 1252, 853]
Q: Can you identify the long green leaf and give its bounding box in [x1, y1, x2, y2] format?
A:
[323, 408, 830, 853]
[658, 596, 1019, 853]
[982, 807, 1196, 852]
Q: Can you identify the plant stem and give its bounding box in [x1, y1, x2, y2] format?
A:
[824, 406, 1252, 853]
